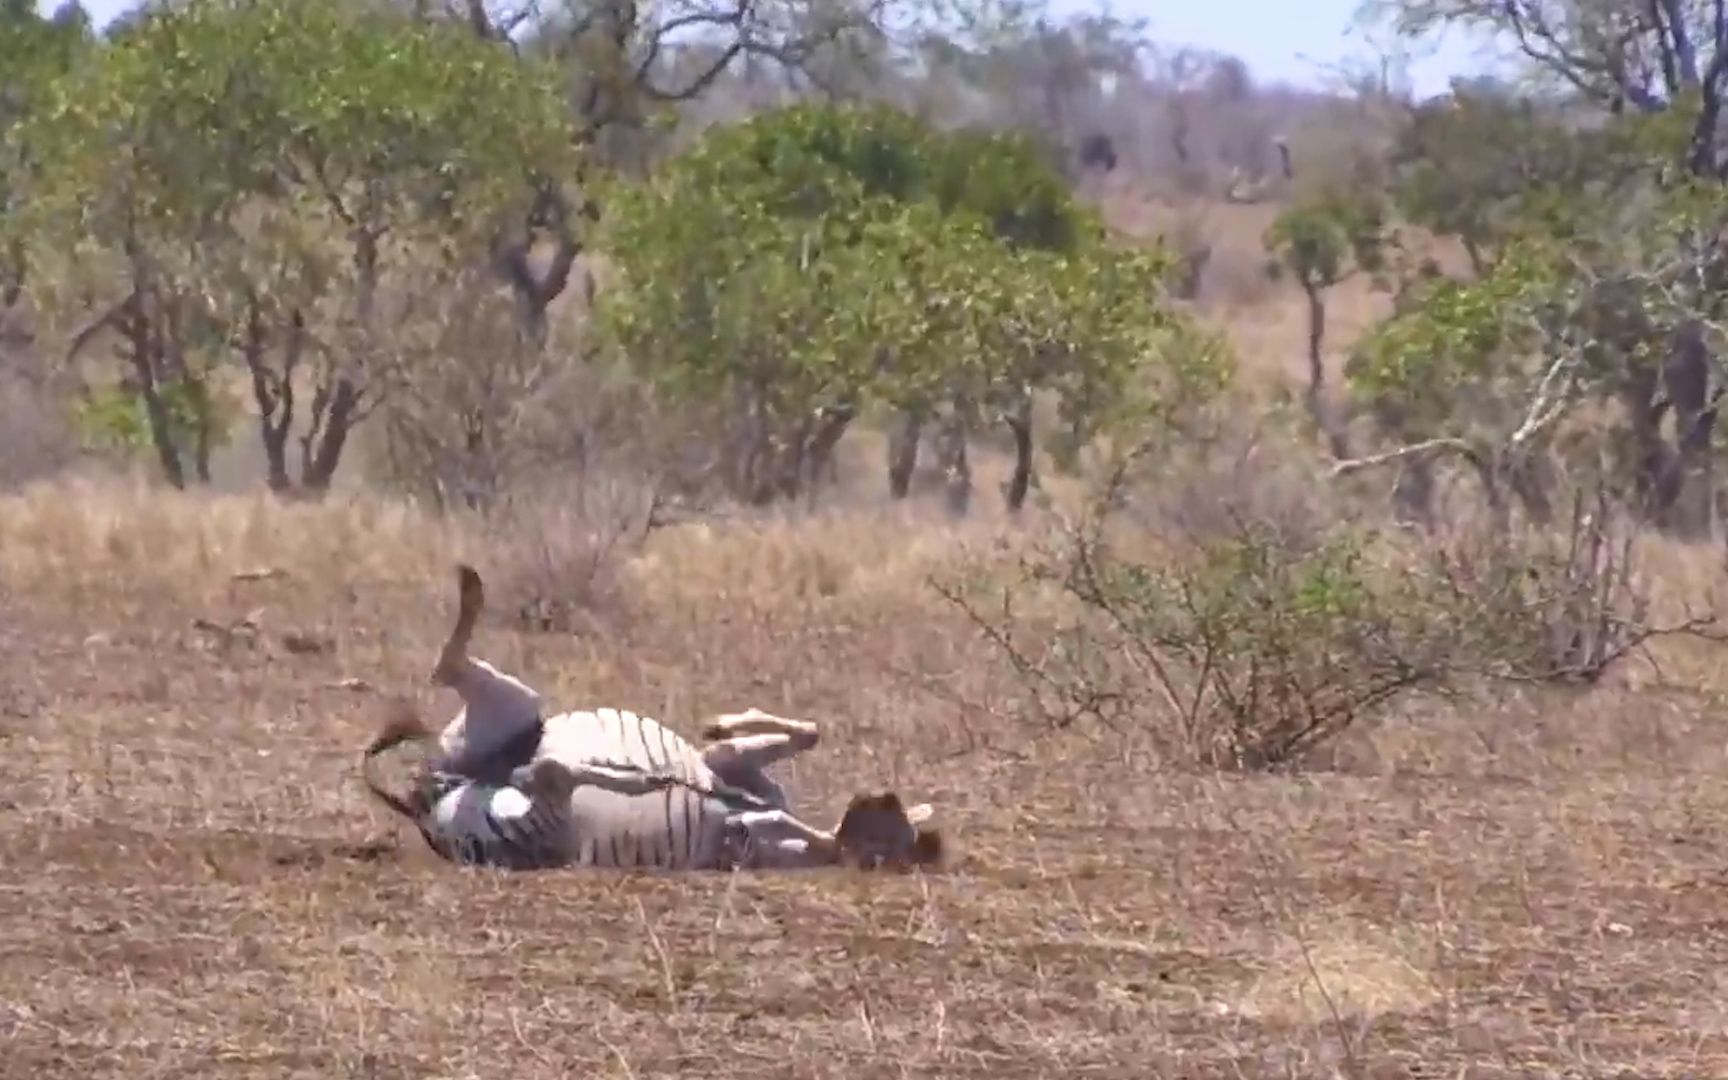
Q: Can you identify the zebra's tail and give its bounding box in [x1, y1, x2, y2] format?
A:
[361, 699, 437, 823]
[431, 563, 484, 687]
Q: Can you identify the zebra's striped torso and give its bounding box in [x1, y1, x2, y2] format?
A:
[417, 707, 762, 871]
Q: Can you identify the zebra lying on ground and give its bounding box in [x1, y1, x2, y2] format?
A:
[360, 565, 943, 872]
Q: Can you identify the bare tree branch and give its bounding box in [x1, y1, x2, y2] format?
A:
[1330, 436, 1479, 477]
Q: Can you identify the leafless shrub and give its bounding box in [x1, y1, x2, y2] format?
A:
[464, 468, 676, 637]
[366, 267, 602, 511]
[1421, 486, 1728, 686]
[934, 446, 1727, 771]
[936, 509, 1450, 769]
[0, 328, 80, 490]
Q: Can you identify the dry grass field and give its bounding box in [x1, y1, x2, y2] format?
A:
[7, 467, 1728, 1079]
[8, 189, 1728, 1079]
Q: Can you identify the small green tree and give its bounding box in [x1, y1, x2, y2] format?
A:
[1264, 187, 1389, 460]
[1343, 167, 1728, 536]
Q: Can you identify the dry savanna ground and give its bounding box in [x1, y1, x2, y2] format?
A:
[8, 199, 1728, 1079]
[7, 472, 1728, 1079]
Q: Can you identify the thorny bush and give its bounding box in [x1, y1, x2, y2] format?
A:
[1420, 486, 1726, 686]
[937, 476, 1724, 771]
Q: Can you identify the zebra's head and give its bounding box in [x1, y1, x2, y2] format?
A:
[359, 699, 442, 828]
[834, 792, 944, 871]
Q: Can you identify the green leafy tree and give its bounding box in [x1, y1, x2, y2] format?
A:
[1359, 2, 1728, 535]
[1388, 81, 1573, 275]
[1386, 77, 1696, 273]
[22, 0, 574, 492]
[0, 0, 91, 319]
[597, 102, 1217, 509]
[1343, 169, 1728, 535]
[1264, 187, 1389, 460]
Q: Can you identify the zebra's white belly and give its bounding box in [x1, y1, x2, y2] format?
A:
[534, 707, 734, 870]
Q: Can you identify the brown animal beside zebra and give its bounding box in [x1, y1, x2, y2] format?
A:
[361, 565, 943, 873]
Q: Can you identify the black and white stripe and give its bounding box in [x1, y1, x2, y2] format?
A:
[413, 706, 782, 872]
[417, 769, 574, 870]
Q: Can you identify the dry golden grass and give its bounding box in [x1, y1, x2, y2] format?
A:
[8, 470, 1728, 1078]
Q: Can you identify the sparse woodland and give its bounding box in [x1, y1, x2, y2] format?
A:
[11, 0, 1728, 1074]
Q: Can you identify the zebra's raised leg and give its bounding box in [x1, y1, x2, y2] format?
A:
[729, 794, 943, 871]
[727, 808, 842, 868]
[701, 707, 820, 745]
[701, 729, 819, 811]
[427, 565, 544, 777]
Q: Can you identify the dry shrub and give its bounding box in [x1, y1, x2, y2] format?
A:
[940, 508, 1456, 770]
[366, 268, 601, 511]
[0, 330, 81, 490]
[467, 468, 669, 636]
[1421, 488, 1728, 686]
[934, 435, 1728, 772]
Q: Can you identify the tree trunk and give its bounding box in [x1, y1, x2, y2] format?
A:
[803, 403, 854, 503]
[1502, 450, 1555, 526]
[729, 383, 775, 505]
[1621, 355, 1673, 521]
[125, 300, 184, 490]
[1468, 450, 1511, 533]
[1, 235, 23, 311]
[773, 413, 815, 501]
[1302, 279, 1350, 460]
[303, 377, 361, 493]
[243, 303, 300, 494]
[1618, 326, 1718, 537]
[936, 400, 972, 518]
[1659, 319, 1718, 538]
[492, 182, 588, 348]
[887, 407, 924, 499]
[1461, 236, 1487, 279]
[1390, 457, 1436, 530]
[187, 377, 214, 484]
[156, 292, 214, 485]
[1002, 394, 1035, 514]
[303, 229, 380, 494]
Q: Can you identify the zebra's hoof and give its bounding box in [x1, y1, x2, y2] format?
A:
[513, 758, 578, 803]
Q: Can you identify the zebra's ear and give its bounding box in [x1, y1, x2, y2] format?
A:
[910, 826, 944, 867]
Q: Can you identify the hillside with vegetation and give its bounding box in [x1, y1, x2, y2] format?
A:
[8, 0, 1728, 1074]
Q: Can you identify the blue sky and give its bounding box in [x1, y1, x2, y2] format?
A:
[45, 0, 1511, 98]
